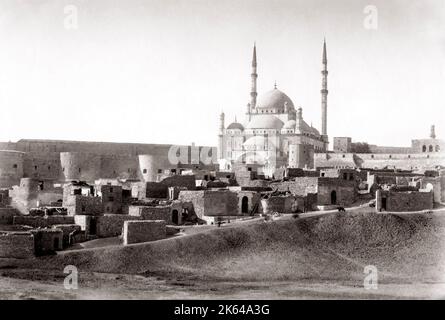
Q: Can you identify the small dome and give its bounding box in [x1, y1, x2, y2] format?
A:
[283, 120, 296, 129]
[227, 122, 244, 130]
[246, 115, 284, 129]
[297, 120, 320, 136]
[256, 88, 295, 110]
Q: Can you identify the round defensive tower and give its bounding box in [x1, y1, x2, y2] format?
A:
[138, 154, 161, 182]
[60, 152, 101, 182]
[0, 150, 25, 187]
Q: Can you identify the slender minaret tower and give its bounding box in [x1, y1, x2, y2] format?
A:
[250, 43, 258, 109]
[218, 112, 225, 160]
[321, 38, 329, 150]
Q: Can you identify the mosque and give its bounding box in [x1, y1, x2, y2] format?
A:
[217, 41, 329, 175]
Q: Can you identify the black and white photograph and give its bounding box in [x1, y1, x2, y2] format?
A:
[0, 0, 444, 304]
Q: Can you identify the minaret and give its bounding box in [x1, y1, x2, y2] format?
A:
[250, 43, 258, 109]
[321, 38, 329, 150]
[430, 125, 436, 139]
[218, 112, 225, 160]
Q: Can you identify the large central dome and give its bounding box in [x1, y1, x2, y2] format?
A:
[256, 88, 295, 110]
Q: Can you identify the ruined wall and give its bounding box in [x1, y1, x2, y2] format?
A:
[178, 190, 239, 218]
[31, 229, 63, 255]
[64, 195, 103, 216]
[0, 189, 10, 207]
[96, 214, 142, 238]
[13, 215, 74, 228]
[52, 224, 82, 247]
[123, 220, 166, 245]
[128, 205, 172, 224]
[60, 152, 101, 182]
[0, 232, 34, 258]
[0, 150, 25, 187]
[14, 178, 63, 209]
[381, 191, 433, 212]
[261, 195, 304, 214]
[99, 185, 123, 214]
[270, 177, 319, 197]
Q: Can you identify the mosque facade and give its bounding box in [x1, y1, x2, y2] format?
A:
[218, 41, 329, 175]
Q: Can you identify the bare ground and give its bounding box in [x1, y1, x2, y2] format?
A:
[1, 210, 445, 299]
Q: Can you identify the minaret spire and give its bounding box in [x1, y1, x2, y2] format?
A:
[321, 38, 329, 150]
[250, 43, 258, 109]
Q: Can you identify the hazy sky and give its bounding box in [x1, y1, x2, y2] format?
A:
[0, 0, 444, 148]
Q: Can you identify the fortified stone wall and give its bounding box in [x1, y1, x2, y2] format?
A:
[23, 152, 61, 180]
[0, 150, 25, 187]
[315, 152, 445, 170]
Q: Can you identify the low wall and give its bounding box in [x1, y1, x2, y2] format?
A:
[0, 208, 18, 225]
[261, 196, 304, 214]
[123, 220, 166, 245]
[31, 229, 63, 255]
[0, 232, 35, 258]
[13, 215, 75, 228]
[128, 205, 172, 224]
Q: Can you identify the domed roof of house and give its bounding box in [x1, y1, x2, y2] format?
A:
[227, 122, 244, 130]
[245, 115, 284, 130]
[282, 120, 296, 129]
[256, 88, 295, 110]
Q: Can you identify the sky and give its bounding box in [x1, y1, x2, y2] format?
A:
[0, 0, 444, 148]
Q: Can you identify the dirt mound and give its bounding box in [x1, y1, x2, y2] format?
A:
[14, 212, 445, 284]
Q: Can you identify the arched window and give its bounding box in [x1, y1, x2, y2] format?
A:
[436, 145, 440, 152]
[422, 145, 427, 152]
[429, 145, 433, 152]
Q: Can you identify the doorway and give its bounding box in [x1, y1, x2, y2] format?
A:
[172, 210, 179, 224]
[241, 196, 249, 214]
[381, 197, 387, 211]
[330, 190, 337, 205]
